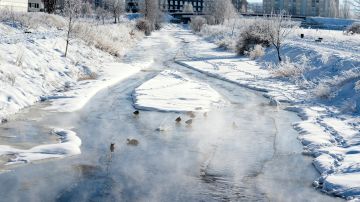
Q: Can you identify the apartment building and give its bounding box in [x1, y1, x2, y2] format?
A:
[263, 0, 339, 17]
[0, 0, 28, 12]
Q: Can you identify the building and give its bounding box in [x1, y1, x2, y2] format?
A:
[0, 0, 28, 12]
[28, 0, 45, 12]
[163, 0, 204, 13]
[263, 0, 339, 17]
[126, 0, 141, 12]
[248, 2, 263, 14]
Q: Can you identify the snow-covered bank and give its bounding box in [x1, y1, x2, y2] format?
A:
[181, 23, 360, 200]
[133, 70, 226, 112]
[0, 14, 144, 118]
[0, 129, 81, 164]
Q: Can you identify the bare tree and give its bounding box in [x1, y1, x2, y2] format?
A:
[266, 11, 295, 62]
[63, 0, 82, 57]
[340, 0, 351, 19]
[106, 0, 124, 24]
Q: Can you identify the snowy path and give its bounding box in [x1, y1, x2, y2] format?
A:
[0, 26, 343, 201]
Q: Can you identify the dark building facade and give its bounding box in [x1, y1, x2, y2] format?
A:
[165, 0, 204, 13]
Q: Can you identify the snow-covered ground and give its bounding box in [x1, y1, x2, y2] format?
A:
[133, 70, 226, 112]
[186, 22, 360, 200]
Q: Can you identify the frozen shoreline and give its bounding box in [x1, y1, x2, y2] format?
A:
[178, 29, 360, 200]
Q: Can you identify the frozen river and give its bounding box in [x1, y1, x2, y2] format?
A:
[0, 28, 344, 201]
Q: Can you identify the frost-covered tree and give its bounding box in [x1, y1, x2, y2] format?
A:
[64, 0, 82, 57]
[340, 0, 351, 19]
[141, 0, 160, 30]
[95, 5, 110, 24]
[353, 0, 360, 18]
[106, 0, 124, 23]
[266, 11, 295, 62]
[205, 0, 237, 24]
[183, 2, 194, 13]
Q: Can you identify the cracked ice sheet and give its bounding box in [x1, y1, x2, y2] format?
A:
[133, 70, 226, 112]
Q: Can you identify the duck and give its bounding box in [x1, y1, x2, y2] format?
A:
[133, 110, 140, 115]
[175, 116, 182, 122]
[185, 119, 193, 125]
[127, 138, 139, 146]
[110, 143, 115, 152]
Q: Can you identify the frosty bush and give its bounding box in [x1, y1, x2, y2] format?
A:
[236, 19, 270, 55]
[0, 10, 65, 29]
[5, 73, 16, 86]
[190, 16, 207, 32]
[313, 83, 332, 99]
[75, 21, 142, 57]
[346, 23, 360, 34]
[247, 44, 265, 60]
[204, 15, 216, 25]
[136, 18, 151, 36]
[272, 57, 304, 78]
[355, 80, 360, 92]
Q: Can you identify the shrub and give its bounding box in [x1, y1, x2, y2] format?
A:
[346, 23, 360, 35]
[355, 80, 360, 92]
[313, 83, 332, 99]
[5, 73, 16, 86]
[247, 44, 265, 60]
[204, 15, 216, 25]
[272, 57, 305, 78]
[136, 18, 151, 36]
[190, 16, 207, 32]
[77, 71, 98, 81]
[236, 19, 270, 55]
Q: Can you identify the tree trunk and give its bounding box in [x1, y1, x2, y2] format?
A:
[65, 18, 72, 57]
[276, 46, 282, 62]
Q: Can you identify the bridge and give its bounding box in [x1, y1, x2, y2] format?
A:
[169, 12, 307, 24]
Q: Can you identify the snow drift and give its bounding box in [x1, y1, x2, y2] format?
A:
[133, 70, 226, 112]
[0, 129, 81, 164]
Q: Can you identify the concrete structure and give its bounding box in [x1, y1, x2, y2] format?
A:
[263, 0, 339, 17]
[28, 0, 45, 12]
[0, 0, 28, 12]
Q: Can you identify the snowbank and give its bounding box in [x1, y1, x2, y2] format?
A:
[0, 129, 81, 164]
[0, 14, 144, 117]
[133, 70, 226, 112]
